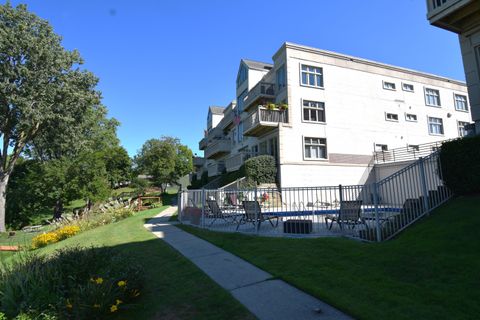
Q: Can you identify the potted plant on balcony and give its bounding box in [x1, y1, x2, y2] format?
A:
[279, 103, 289, 111]
[267, 103, 277, 110]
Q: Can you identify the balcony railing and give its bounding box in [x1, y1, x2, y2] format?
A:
[374, 139, 455, 164]
[225, 151, 258, 172]
[243, 82, 276, 112]
[205, 139, 231, 159]
[426, 0, 476, 33]
[193, 157, 205, 167]
[199, 137, 207, 150]
[243, 107, 288, 136]
[207, 161, 225, 177]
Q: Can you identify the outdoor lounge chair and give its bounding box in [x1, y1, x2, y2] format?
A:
[236, 200, 279, 231]
[325, 200, 365, 230]
[206, 200, 237, 226]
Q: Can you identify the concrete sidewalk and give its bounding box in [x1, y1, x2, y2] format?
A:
[145, 206, 353, 320]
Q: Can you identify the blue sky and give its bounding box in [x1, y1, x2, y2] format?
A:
[8, 0, 464, 156]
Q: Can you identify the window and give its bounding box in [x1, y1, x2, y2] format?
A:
[375, 144, 388, 152]
[402, 83, 414, 92]
[383, 81, 396, 90]
[458, 121, 470, 137]
[425, 88, 441, 107]
[304, 137, 327, 159]
[454, 94, 468, 111]
[237, 89, 247, 113]
[432, 0, 447, 9]
[385, 113, 399, 121]
[405, 113, 417, 122]
[302, 100, 325, 122]
[238, 122, 243, 142]
[236, 64, 247, 87]
[276, 65, 286, 90]
[301, 65, 323, 88]
[428, 117, 444, 135]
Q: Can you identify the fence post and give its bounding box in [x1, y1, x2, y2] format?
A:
[419, 157, 430, 216]
[373, 183, 382, 242]
[201, 188, 206, 228]
[338, 184, 343, 204]
[177, 190, 183, 222]
[254, 184, 259, 234]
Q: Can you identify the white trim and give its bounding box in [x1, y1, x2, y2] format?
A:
[382, 80, 396, 91]
[299, 62, 325, 89]
[401, 82, 414, 92]
[453, 92, 469, 112]
[301, 98, 327, 124]
[405, 113, 418, 122]
[424, 87, 442, 107]
[302, 136, 328, 161]
[385, 112, 399, 122]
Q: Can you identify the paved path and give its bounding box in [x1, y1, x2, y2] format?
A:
[144, 206, 353, 320]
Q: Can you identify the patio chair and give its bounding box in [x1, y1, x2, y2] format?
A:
[206, 199, 237, 226]
[325, 200, 365, 230]
[236, 200, 279, 231]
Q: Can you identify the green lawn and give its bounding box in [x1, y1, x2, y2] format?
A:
[5, 206, 253, 320]
[179, 196, 480, 320]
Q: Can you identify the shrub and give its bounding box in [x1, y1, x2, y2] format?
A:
[0, 247, 144, 319]
[440, 135, 480, 195]
[244, 155, 277, 185]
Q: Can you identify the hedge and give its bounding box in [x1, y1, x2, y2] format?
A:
[440, 135, 480, 195]
[244, 155, 277, 185]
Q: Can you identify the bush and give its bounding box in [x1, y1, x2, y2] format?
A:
[31, 232, 60, 249]
[0, 247, 144, 319]
[244, 155, 277, 185]
[55, 226, 81, 241]
[440, 135, 480, 195]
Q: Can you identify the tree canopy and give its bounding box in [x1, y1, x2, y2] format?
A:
[134, 137, 193, 192]
[0, 3, 102, 231]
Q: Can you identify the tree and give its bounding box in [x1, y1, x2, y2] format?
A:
[103, 146, 132, 188]
[0, 3, 101, 231]
[135, 137, 193, 193]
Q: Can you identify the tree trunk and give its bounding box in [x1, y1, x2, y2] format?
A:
[53, 199, 64, 220]
[0, 176, 9, 232]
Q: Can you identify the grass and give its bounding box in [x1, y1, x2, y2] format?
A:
[3, 206, 253, 319]
[179, 195, 480, 320]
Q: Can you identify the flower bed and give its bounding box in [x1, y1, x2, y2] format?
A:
[0, 247, 144, 319]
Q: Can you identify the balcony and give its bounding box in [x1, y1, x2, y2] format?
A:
[199, 137, 207, 150]
[193, 157, 205, 167]
[243, 107, 288, 137]
[426, 0, 479, 33]
[207, 161, 225, 177]
[225, 151, 258, 172]
[205, 139, 231, 159]
[243, 82, 276, 112]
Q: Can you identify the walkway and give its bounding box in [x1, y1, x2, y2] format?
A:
[144, 206, 353, 320]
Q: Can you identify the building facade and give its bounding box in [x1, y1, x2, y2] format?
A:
[426, 0, 480, 133]
[197, 42, 472, 188]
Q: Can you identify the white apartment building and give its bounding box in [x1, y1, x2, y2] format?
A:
[197, 42, 472, 188]
[426, 0, 480, 133]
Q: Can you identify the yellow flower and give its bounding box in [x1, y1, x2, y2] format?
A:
[110, 305, 118, 313]
[117, 280, 127, 287]
[116, 299, 123, 305]
[66, 300, 73, 309]
[132, 289, 141, 297]
[95, 277, 104, 284]
[93, 304, 100, 308]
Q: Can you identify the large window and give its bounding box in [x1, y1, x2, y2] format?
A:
[276, 65, 286, 90]
[454, 94, 468, 111]
[304, 137, 327, 159]
[236, 64, 247, 87]
[302, 100, 325, 122]
[458, 121, 469, 137]
[301, 65, 323, 88]
[425, 88, 441, 107]
[428, 117, 444, 135]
